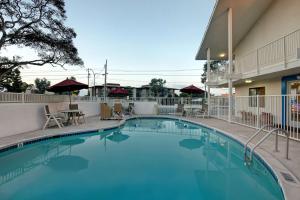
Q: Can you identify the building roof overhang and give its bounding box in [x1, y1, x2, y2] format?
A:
[195, 0, 273, 60]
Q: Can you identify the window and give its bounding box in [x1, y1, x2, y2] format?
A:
[249, 87, 265, 107]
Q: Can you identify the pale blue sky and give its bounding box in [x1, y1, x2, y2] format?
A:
[20, 0, 215, 90]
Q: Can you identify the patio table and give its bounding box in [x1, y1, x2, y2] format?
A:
[60, 109, 82, 125]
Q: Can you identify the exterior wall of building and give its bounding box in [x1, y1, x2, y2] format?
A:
[234, 77, 283, 125]
[234, 0, 300, 66]
[92, 86, 176, 98]
[0, 102, 100, 138]
[235, 77, 281, 96]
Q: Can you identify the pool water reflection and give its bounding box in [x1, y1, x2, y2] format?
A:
[0, 118, 284, 200]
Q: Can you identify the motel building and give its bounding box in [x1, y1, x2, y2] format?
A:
[196, 0, 300, 140]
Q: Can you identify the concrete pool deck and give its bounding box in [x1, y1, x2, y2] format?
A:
[0, 115, 299, 199]
[183, 117, 300, 200]
[0, 117, 123, 150]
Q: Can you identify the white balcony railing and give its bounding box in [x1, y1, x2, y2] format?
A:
[209, 28, 300, 85]
[236, 28, 300, 75]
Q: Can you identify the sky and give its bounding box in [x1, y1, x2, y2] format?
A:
[19, 0, 217, 92]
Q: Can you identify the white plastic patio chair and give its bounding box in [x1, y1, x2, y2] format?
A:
[43, 105, 64, 130]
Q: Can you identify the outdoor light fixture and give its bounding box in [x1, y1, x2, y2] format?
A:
[219, 53, 226, 58]
[245, 79, 253, 84]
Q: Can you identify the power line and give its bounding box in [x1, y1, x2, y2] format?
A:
[21, 73, 201, 77]
[108, 68, 201, 72]
[21, 74, 88, 77]
[20, 67, 202, 74]
[108, 74, 201, 76]
[107, 78, 200, 84]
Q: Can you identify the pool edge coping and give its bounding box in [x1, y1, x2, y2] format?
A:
[0, 115, 299, 200]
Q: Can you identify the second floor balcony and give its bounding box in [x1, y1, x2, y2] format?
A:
[207, 28, 300, 87]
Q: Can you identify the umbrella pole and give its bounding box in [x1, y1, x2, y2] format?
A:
[69, 91, 71, 105]
[190, 94, 192, 116]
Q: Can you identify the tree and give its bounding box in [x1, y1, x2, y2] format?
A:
[35, 78, 50, 94]
[179, 93, 189, 97]
[0, 0, 83, 80]
[0, 68, 28, 92]
[149, 78, 166, 97]
[201, 60, 226, 84]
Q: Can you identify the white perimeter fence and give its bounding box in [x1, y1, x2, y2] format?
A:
[210, 95, 300, 141]
[1, 92, 300, 141]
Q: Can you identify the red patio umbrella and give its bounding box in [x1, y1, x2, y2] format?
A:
[180, 85, 204, 95]
[47, 78, 88, 104]
[109, 87, 128, 97]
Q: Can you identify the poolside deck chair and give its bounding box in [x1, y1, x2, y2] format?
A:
[194, 104, 209, 118]
[114, 103, 123, 119]
[260, 112, 274, 126]
[127, 103, 135, 115]
[240, 111, 257, 126]
[100, 103, 112, 120]
[69, 104, 86, 124]
[174, 104, 185, 116]
[43, 105, 64, 130]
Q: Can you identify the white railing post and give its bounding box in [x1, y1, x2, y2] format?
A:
[256, 95, 260, 128]
[256, 49, 260, 74]
[21, 92, 25, 103]
[283, 36, 287, 68]
[217, 97, 220, 119]
[228, 7, 233, 123]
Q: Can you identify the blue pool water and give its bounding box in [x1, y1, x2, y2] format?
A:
[0, 118, 284, 200]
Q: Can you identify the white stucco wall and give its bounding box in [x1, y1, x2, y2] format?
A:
[235, 77, 281, 96]
[234, 0, 300, 59]
[234, 78, 283, 124]
[133, 102, 158, 115]
[0, 102, 100, 138]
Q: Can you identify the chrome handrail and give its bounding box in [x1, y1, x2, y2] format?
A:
[245, 127, 291, 163]
[244, 124, 274, 160]
[249, 128, 279, 161]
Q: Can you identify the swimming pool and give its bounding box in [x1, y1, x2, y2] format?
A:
[0, 117, 284, 200]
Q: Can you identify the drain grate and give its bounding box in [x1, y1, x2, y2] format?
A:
[281, 172, 296, 183]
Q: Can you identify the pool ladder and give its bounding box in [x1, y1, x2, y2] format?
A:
[244, 124, 290, 165]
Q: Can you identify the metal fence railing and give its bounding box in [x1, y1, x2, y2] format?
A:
[210, 95, 300, 141]
[109, 97, 206, 117]
[0, 92, 103, 103]
[4, 92, 299, 141]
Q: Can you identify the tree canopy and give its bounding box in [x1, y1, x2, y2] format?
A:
[149, 78, 166, 97]
[201, 60, 226, 84]
[0, 68, 28, 92]
[35, 77, 50, 94]
[0, 0, 83, 80]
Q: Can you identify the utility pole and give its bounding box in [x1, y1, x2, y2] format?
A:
[87, 68, 90, 97]
[104, 59, 108, 102]
[89, 68, 96, 97]
[93, 71, 96, 98]
[207, 48, 211, 117]
[87, 68, 100, 98]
